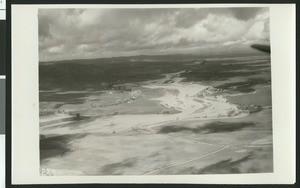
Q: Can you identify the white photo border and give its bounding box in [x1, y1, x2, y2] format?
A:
[11, 4, 295, 184]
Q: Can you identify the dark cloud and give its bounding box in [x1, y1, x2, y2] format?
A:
[229, 7, 266, 21]
[38, 15, 52, 39]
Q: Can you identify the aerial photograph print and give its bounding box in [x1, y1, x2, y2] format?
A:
[38, 7, 273, 176]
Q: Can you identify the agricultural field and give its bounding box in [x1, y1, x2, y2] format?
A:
[39, 52, 273, 175]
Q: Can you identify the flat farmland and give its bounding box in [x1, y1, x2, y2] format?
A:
[39, 53, 273, 175]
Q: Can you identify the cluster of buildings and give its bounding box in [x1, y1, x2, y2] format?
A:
[111, 85, 132, 92]
[197, 87, 227, 102]
[39, 87, 143, 117]
[237, 103, 262, 114]
[39, 109, 74, 116]
[39, 109, 65, 116]
[115, 90, 142, 104]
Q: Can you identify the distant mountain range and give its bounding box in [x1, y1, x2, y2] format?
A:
[39, 47, 267, 65]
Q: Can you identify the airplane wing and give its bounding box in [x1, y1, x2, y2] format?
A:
[251, 44, 270, 53]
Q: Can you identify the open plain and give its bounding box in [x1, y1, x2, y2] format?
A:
[39, 53, 272, 175]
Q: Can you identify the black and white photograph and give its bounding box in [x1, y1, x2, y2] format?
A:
[38, 7, 273, 176]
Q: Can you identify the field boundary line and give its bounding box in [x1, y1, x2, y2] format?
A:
[142, 145, 230, 175]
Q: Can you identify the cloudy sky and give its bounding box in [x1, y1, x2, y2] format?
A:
[39, 7, 269, 61]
